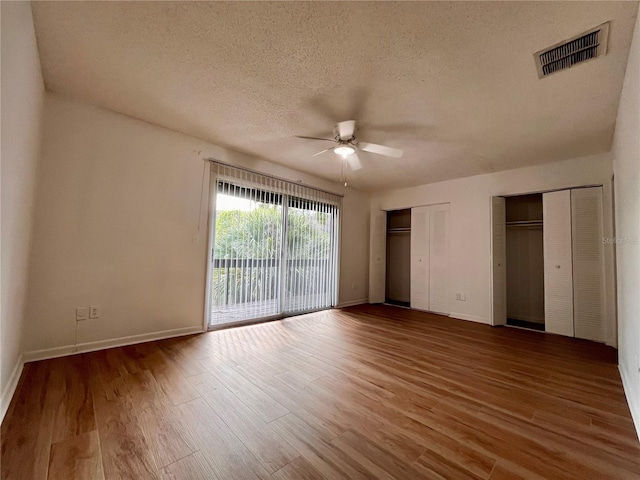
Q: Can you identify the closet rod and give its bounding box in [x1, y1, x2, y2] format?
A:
[506, 220, 543, 226]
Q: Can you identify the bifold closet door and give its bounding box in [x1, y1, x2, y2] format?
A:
[410, 206, 430, 311]
[428, 204, 450, 314]
[571, 187, 605, 342]
[410, 204, 450, 314]
[369, 210, 386, 303]
[543, 190, 574, 337]
[491, 197, 507, 326]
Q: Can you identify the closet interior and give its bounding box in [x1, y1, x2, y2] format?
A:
[370, 203, 450, 314]
[493, 186, 606, 343]
[505, 194, 545, 331]
[385, 209, 411, 306]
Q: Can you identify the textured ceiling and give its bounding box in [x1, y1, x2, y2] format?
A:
[32, 1, 639, 191]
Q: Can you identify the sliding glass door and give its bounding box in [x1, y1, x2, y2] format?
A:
[209, 182, 283, 325]
[207, 164, 340, 328]
[284, 197, 338, 314]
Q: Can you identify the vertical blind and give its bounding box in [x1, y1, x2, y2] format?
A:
[207, 161, 341, 327]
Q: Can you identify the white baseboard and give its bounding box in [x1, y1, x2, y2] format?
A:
[336, 299, 368, 308]
[1, 354, 24, 422]
[23, 325, 204, 363]
[449, 312, 491, 324]
[619, 365, 640, 441]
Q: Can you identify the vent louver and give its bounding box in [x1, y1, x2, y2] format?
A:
[534, 23, 610, 78]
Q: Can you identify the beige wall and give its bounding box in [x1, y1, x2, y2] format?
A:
[24, 94, 370, 355]
[612, 11, 640, 438]
[372, 152, 617, 346]
[1, 2, 45, 414]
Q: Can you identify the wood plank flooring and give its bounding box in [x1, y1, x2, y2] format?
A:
[2, 305, 639, 479]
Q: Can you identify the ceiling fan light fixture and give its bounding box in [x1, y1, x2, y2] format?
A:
[334, 146, 355, 158]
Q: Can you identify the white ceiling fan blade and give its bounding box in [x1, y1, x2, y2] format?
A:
[337, 120, 356, 140]
[346, 153, 362, 171]
[312, 147, 335, 157]
[359, 142, 404, 158]
[296, 135, 335, 142]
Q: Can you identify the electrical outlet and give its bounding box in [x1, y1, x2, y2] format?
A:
[351, 283, 356, 290]
[89, 306, 100, 319]
[455, 293, 467, 301]
[76, 307, 89, 321]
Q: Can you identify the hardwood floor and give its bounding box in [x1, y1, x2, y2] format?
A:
[2, 305, 639, 479]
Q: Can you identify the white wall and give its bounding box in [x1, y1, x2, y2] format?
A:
[612, 11, 640, 438]
[0, 2, 45, 415]
[372, 153, 617, 346]
[24, 94, 370, 355]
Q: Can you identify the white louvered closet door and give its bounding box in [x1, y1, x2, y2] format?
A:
[571, 187, 605, 342]
[429, 204, 450, 314]
[410, 206, 430, 311]
[369, 210, 386, 303]
[543, 190, 574, 337]
[491, 197, 507, 326]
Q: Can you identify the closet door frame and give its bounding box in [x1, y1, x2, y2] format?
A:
[493, 184, 610, 342]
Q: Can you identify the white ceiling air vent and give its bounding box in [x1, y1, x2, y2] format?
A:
[534, 22, 610, 78]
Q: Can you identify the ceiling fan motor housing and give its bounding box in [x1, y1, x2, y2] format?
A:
[336, 120, 356, 140]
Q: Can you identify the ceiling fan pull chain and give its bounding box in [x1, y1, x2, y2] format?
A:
[341, 158, 347, 186]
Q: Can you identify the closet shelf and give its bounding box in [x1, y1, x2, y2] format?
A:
[387, 227, 411, 233]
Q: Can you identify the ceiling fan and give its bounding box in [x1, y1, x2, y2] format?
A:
[296, 120, 403, 171]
